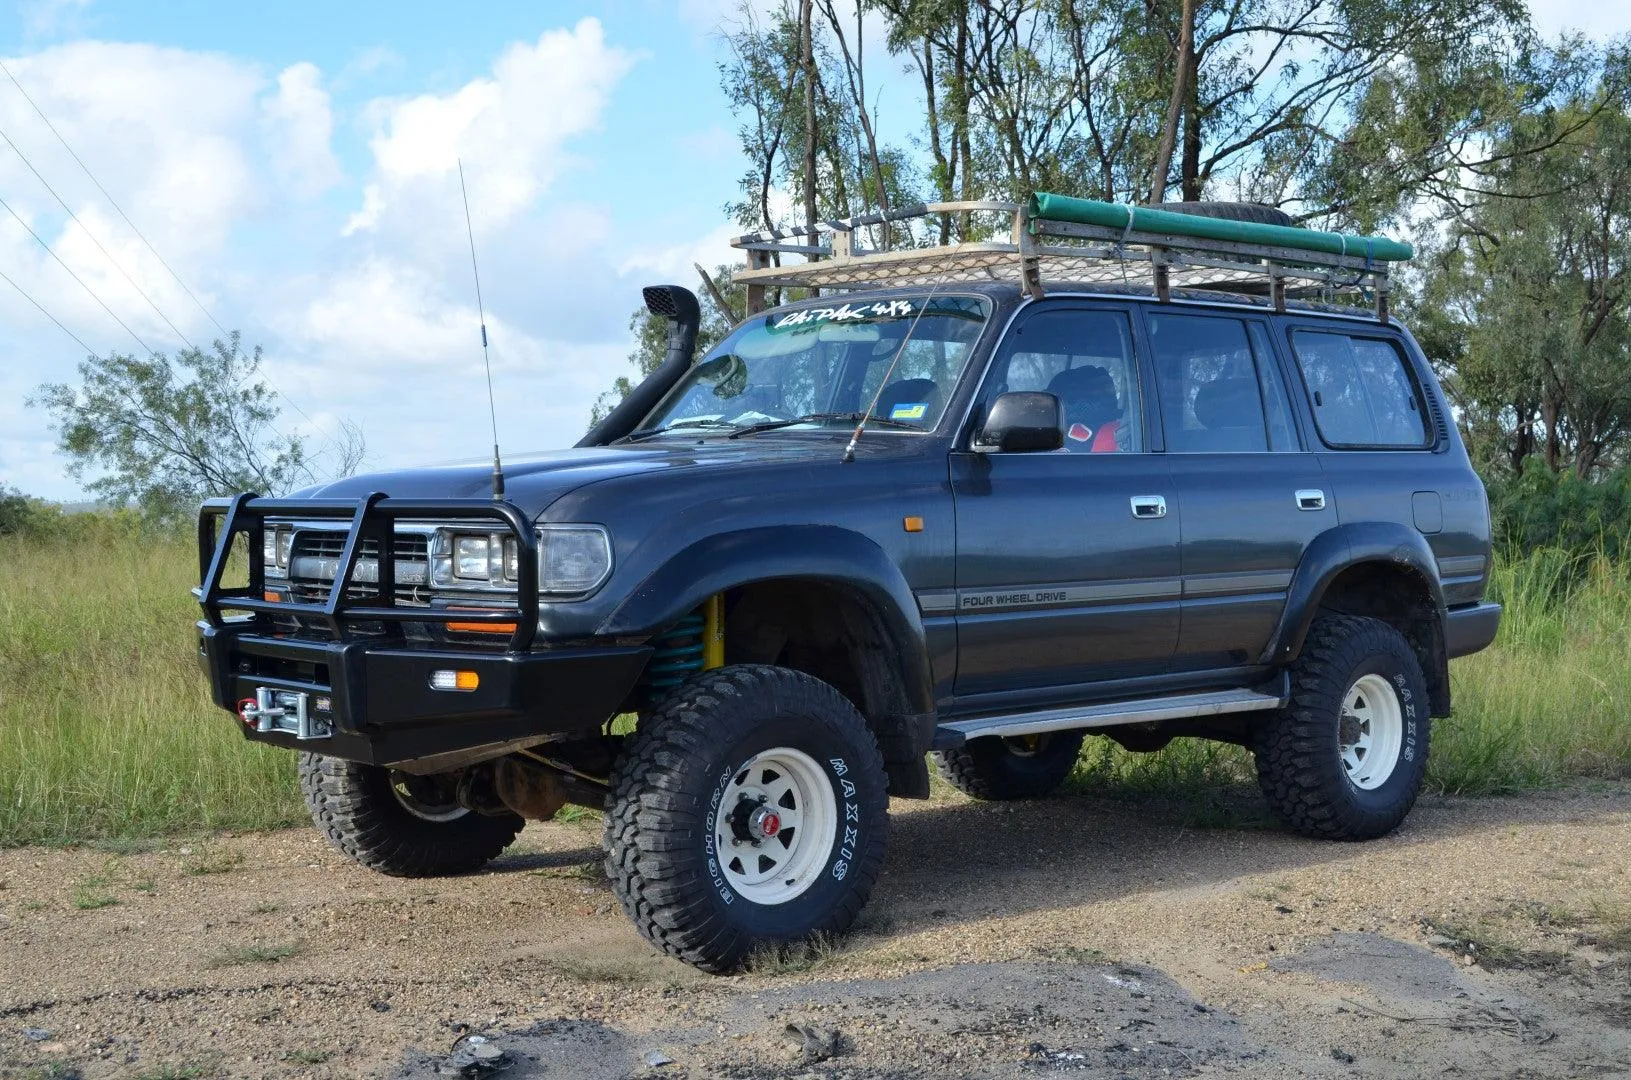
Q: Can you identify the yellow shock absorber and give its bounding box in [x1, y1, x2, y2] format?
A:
[702, 592, 726, 670]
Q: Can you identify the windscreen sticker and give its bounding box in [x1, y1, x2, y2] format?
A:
[773, 299, 916, 328]
[890, 403, 928, 421]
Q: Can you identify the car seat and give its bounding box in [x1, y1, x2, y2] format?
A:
[1190, 377, 1265, 452]
[1046, 365, 1122, 452]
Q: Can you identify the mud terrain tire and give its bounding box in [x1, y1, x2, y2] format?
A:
[933, 730, 1086, 800]
[298, 753, 523, 876]
[1254, 614, 1431, 840]
[604, 665, 889, 973]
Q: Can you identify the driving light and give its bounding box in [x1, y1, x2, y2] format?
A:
[539, 525, 612, 597]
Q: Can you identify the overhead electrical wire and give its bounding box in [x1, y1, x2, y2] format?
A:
[0, 188, 155, 354]
[0, 56, 228, 339]
[0, 120, 196, 348]
[0, 56, 338, 456]
[0, 261, 95, 355]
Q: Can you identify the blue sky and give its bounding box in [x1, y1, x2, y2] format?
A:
[2, 0, 1628, 501]
[0, 0, 795, 500]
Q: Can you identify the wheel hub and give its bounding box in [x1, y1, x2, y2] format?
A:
[711, 747, 838, 906]
[1338, 673, 1405, 791]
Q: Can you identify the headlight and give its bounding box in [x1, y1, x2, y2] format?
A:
[538, 525, 612, 598]
[262, 526, 293, 576]
[430, 524, 611, 598]
[454, 535, 491, 580]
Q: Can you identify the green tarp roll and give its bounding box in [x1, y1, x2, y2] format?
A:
[1028, 192, 1413, 263]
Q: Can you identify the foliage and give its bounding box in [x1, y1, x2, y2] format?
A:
[30, 333, 363, 522]
[1415, 60, 1631, 479]
[1486, 458, 1631, 562]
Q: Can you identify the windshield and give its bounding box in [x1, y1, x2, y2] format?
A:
[633, 295, 991, 437]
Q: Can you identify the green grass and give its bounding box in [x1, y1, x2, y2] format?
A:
[0, 528, 302, 846]
[1, 528, 1628, 845]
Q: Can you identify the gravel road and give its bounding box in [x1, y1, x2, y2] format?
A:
[2, 782, 1628, 1079]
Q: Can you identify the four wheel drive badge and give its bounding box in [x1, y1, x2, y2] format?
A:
[1068, 422, 1093, 442]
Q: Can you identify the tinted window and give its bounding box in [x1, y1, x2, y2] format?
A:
[1290, 331, 1429, 448]
[1248, 322, 1300, 452]
[983, 308, 1141, 453]
[1148, 313, 1270, 453]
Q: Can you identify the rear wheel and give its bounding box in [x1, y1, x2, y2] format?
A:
[604, 665, 889, 973]
[932, 729, 1086, 800]
[298, 753, 524, 876]
[1253, 614, 1430, 840]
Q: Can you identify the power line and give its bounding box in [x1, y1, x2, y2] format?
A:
[0, 261, 96, 355]
[0, 57, 342, 464]
[0, 56, 229, 339]
[0, 189, 155, 354]
[0, 120, 197, 348]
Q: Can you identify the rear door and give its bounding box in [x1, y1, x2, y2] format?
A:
[1143, 308, 1332, 672]
[949, 302, 1180, 697]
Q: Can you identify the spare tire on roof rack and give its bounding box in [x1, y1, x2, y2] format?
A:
[1149, 201, 1296, 228]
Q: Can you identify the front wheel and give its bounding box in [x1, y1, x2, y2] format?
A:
[604, 665, 889, 973]
[1254, 614, 1431, 840]
[298, 753, 524, 876]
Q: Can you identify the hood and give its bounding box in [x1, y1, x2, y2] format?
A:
[294, 440, 857, 517]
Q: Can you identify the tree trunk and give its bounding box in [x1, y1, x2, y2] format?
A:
[1180, 26, 1203, 202]
[799, 0, 818, 251]
[1148, 0, 1195, 204]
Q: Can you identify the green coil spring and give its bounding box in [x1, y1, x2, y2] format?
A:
[645, 612, 706, 702]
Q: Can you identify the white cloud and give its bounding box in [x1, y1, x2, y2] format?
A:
[342, 18, 635, 237]
[262, 62, 341, 200]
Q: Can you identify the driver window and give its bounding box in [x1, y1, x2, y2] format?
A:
[984, 307, 1142, 453]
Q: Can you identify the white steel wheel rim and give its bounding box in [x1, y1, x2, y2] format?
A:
[713, 747, 838, 906]
[388, 771, 469, 823]
[1339, 674, 1404, 790]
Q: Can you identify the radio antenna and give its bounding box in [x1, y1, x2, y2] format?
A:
[458, 160, 505, 501]
[842, 280, 944, 464]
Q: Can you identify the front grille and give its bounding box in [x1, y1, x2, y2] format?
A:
[287, 530, 430, 605]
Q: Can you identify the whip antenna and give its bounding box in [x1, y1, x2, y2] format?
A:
[459, 160, 504, 500]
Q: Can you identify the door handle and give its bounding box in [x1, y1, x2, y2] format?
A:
[1130, 495, 1167, 519]
[1296, 489, 1327, 511]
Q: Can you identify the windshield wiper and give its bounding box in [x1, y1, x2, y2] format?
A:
[726, 411, 922, 439]
[620, 418, 742, 442]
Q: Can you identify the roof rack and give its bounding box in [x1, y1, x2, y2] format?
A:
[731, 195, 1407, 323]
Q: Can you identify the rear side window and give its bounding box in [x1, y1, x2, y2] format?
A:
[1147, 312, 1276, 453]
[1290, 331, 1429, 448]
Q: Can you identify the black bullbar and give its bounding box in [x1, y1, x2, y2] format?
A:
[194, 492, 651, 766]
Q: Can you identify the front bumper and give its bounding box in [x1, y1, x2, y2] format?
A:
[1446, 601, 1502, 658]
[198, 622, 650, 765]
[194, 492, 649, 767]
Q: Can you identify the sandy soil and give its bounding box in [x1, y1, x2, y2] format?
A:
[1, 782, 1628, 1079]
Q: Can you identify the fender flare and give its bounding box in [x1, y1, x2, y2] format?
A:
[600, 523, 936, 724]
[1264, 521, 1446, 666]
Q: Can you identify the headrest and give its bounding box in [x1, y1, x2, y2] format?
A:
[1192, 378, 1259, 429]
[1046, 364, 1116, 404]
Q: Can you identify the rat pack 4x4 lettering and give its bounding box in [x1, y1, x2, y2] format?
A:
[195, 195, 1500, 973]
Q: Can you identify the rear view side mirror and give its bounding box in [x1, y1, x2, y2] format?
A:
[973, 391, 1064, 453]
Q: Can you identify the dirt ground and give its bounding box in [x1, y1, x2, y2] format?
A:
[2, 781, 1628, 1080]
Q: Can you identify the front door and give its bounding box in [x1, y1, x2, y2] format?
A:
[950, 302, 1180, 698]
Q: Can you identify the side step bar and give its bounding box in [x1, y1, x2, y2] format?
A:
[931, 685, 1286, 751]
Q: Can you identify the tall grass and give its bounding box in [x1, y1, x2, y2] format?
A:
[0, 527, 1626, 845]
[0, 526, 300, 845]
